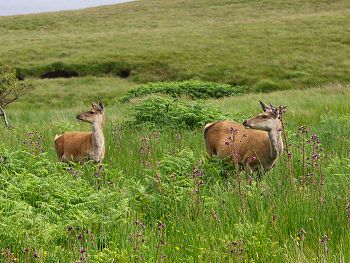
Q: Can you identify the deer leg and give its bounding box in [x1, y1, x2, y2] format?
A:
[244, 163, 253, 174]
[243, 163, 255, 185]
[256, 165, 266, 181]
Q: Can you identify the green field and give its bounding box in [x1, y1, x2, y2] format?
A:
[1, 0, 350, 262]
[1, 0, 350, 88]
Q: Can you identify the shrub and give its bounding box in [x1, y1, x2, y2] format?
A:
[120, 80, 238, 102]
[130, 96, 227, 129]
[0, 148, 131, 261]
[0, 62, 34, 127]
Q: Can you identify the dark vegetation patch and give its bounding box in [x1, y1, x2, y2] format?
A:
[18, 61, 304, 95]
[120, 80, 239, 103]
[36, 62, 79, 79]
[41, 69, 79, 79]
[22, 61, 133, 80]
[119, 68, 131, 78]
[99, 61, 131, 78]
[15, 69, 25, 81]
[19, 61, 180, 82]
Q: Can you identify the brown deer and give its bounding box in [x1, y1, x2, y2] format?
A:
[54, 101, 105, 163]
[204, 101, 283, 175]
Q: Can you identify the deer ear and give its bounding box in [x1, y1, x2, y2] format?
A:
[268, 102, 278, 117]
[98, 101, 105, 112]
[272, 107, 278, 117]
[269, 102, 277, 111]
[259, 101, 269, 111]
[91, 101, 99, 109]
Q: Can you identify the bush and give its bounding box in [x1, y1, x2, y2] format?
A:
[120, 80, 238, 102]
[0, 148, 131, 261]
[130, 96, 227, 129]
[0, 63, 34, 127]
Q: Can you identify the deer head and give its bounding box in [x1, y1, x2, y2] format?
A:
[243, 101, 280, 131]
[76, 101, 105, 125]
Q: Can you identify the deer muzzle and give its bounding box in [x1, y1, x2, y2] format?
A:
[76, 114, 83, 121]
[243, 120, 253, 128]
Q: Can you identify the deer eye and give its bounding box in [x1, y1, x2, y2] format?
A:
[262, 115, 268, 119]
[89, 111, 94, 114]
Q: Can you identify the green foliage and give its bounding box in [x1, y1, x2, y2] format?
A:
[0, 79, 350, 261]
[143, 149, 197, 219]
[234, 221, 280, 258]
[93, 247, 130, 262]
[131, 96, 227, 129]
[202, 155, 235, 182]
[120, 80, 238, 102]
[318, 114, 350, 155]
[1, 89, 350, 261]
[0, 148, 131, 261]
[0, 63, 34, 107]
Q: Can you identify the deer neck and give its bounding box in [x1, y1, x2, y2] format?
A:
[91, 121, 105, 162]
[267, 121, 283, 161]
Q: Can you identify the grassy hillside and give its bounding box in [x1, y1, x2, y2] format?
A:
[1, 0, 350, 89]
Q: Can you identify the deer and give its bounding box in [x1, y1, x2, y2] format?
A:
[204, 101, 283, 177]
[54, 101, 105, 163]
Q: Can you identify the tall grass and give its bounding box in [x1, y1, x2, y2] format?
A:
[1, 82, 349, 261]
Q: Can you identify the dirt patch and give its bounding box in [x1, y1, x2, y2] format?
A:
[16, 72, 25, 81]
[40, 69, 79, 79]
[119, 68, 131, 78]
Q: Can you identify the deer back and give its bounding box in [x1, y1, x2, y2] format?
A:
[204, 120, 271, 168]
[55, 131, 93, 162]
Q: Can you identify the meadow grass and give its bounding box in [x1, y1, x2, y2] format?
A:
[1, 0, 350, 261]
[1, 79, 350, 262]
[0, 0, 349, 88]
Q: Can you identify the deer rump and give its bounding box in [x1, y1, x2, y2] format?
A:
[54, 131, 93, 162]
[204, 120, 272, 172]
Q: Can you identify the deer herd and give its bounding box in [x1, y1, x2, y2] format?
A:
[54, 100, 283, 178]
